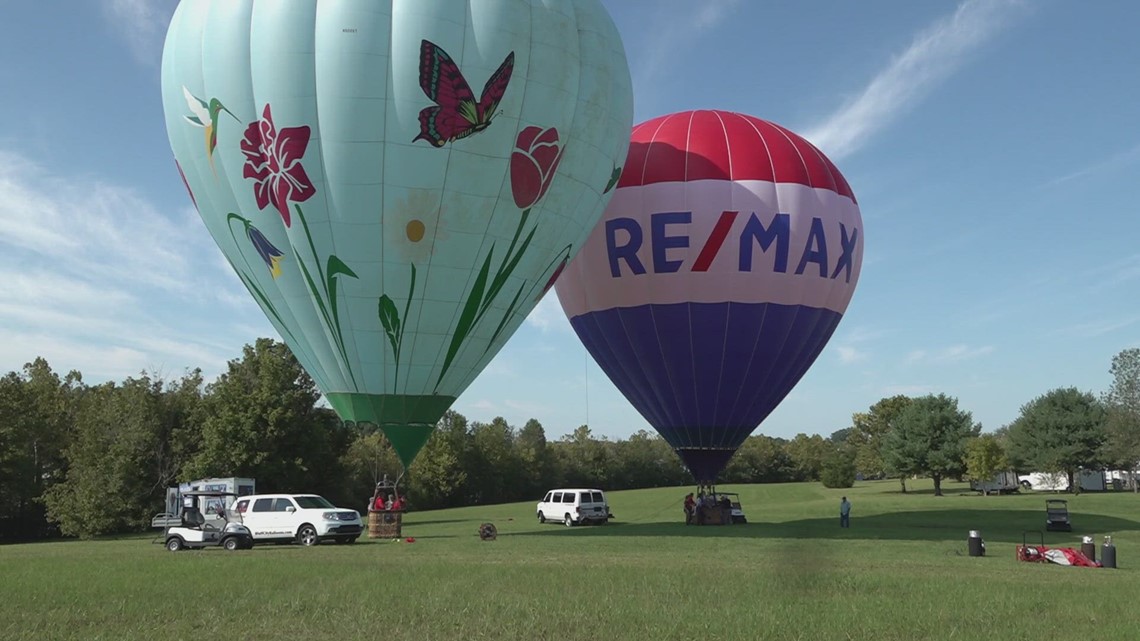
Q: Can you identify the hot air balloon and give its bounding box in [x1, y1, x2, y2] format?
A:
[554, 110, 863, 484]
[161, 0, 633, 470]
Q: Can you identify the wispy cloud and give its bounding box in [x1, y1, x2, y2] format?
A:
[102, 0, 175, 65]
[907, 344, 995, 364]
[525, 294, 572, 333]
[1043, 142, 1140, 188]
[831, 326, 882, 365]
[803, 0, 1027, 160]
[0, 149, 265, 382]
[631, 0, 742, 100]
[882, 384, 937, 396]
[1059, 315, 1140, 338]
[836, 346, 867, 364]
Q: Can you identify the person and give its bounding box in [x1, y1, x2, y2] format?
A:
[384, 494, 396, 510]
[389, 494, 404, 511]
[372, 493, 386, 512]
[840, 496, 851, 528]
[719, 495, 733, 525]
[683, 493, 696, 525]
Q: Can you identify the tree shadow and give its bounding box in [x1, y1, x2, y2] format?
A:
[509, 509, 1140, 544]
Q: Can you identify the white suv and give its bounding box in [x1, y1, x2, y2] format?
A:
[232, 494, 362, 546]
[537, 488, 612, 527]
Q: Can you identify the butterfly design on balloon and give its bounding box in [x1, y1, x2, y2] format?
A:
[413, 39, 515, 147]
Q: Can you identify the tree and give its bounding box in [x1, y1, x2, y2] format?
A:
[722, 435, 792, 483]
[1102, 348, 1140, 491]
[784, 433, 830, 481]
[882, 393, 980, 496]
[1007, 387, 1107, 492]
[964, 435, 1009, 496]
[185, 339, 345, 498]
[849, 395, 912, 487]
[820, 445, 856, 488]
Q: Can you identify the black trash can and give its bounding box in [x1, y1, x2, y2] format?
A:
[968, 530, 985, 557]
[1102, 536, 1117, 569]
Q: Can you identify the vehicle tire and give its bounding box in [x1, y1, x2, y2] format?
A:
[166, 536, 184, 552]
[1020, 481, 1032, 490]
[297, 524, 320, 547]
[222, 537, 239, 551]
[538, 511, 546, 524]
[564, 514, 573, 527]
[346, 537, 357, 544]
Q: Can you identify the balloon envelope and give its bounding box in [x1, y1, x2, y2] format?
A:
[555, 110, 863, 482]
[162, 0, 633, 467]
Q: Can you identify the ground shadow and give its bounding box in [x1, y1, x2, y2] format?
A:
[509, 509, 1140, 545]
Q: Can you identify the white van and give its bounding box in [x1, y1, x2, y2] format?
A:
[232, 493, 362, 546]
[536, 488, 612, 527]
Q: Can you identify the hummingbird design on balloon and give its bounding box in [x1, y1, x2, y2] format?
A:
[182, 86, 238, 173]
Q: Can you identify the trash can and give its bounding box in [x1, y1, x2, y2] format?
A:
[968, 530, 985, 557]
[1102, 536, 1117, 569]
[1080, 536, 1096, 563]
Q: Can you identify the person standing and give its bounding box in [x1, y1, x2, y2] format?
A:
[839, 496, 851, 528]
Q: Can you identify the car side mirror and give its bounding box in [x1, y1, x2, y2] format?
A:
[286, 506, 296, 513]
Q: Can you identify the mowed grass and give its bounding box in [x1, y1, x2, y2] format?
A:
[2, 480, 1138, 641]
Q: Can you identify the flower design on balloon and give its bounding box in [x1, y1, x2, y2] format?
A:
[240, 104, 316, 227]
[246, 224, 285, 278]
[510, 126, 564, 209]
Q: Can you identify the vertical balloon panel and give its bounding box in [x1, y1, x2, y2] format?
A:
[162, 0, 633, 468]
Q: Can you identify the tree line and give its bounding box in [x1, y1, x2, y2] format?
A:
[2, 339, 1138, 540]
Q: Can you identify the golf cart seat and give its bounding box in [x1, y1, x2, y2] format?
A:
[181, 507, 206, 530]
[1045, 499, 1071, 532]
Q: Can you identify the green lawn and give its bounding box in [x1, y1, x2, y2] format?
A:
[2, 480, 1136, 641]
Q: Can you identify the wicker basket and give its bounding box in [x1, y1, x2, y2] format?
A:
[368, 510, 403, 539]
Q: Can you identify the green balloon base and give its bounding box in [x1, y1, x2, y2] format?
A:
[326, 393, 456, 469]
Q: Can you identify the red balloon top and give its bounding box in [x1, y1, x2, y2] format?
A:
[617, 110, 856, 203]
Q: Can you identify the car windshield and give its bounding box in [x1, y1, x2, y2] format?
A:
[294, 496, 335, 509]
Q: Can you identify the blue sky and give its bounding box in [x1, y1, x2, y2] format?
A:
[1, 0, 1138, 441]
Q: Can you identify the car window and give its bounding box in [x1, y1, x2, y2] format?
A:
[562, 493, 574, 503]
[579, 492, 591, 503]
[235, 499, 249, 513]
[252, 498, 273, 512]
[293, 496, 335, 509]
[542, 492, 552, 503]
[272, 498, 295, 511]
[591, 492, 604, 503]
[551, 492, 562, 503]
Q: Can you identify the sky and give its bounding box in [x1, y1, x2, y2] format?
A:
[1, 0, 1138, 442]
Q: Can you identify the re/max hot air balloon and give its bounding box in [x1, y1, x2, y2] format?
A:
[161, 0, 633, 470]
[555, 110, 863, 484]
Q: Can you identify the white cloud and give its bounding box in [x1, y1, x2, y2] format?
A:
[1061, 316, 1140, 338]
[907, 344, 994, 364]
[836, 346, 867, 364]
[1043, 142, 1140, 187]
[102, 0, 175, 64]
[882, 384, 937, 396]
[0, 149, 263, 383]
[832, 325, 881, 364]
[803, 0, 1027, 160]
[525, 294, 572, 333]
[633, 0, 742, 94]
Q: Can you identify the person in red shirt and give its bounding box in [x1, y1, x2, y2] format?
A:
[372, 493, 386, 512]
[389, 495, 404, 511]
[683, 493, 696, 525]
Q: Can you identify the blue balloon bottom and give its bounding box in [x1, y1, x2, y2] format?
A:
[569, 301, 844, 481]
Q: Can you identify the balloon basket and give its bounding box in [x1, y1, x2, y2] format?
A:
[368, 510, 404, 539]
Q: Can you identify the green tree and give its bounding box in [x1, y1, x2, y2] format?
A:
[407, 410, 470, 508]
[784, 433, 830, 481]
[186, 339, 345, 498]
[964, 434, 1009, 496]
[723, 435, 793, 483]
[1007, 387, 1107, 493]
[0, 359, 81, 540]
[820, 445, 856, 488]
[849, 395, 912, 485]
[882, 393, 980, 496]
[1102, 348, 1140, 491]
[515, 418, 554, 498]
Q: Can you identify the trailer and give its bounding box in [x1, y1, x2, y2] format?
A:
[152, 477, 256, 530]
[970, 470, 1021, 494]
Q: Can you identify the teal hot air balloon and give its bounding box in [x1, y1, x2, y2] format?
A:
[161, 0, 633, 469]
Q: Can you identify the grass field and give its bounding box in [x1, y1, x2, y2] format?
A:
[2, 479, 1137, 641]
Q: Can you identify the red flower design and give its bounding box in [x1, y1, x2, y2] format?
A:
[510, 126, 563, 209]
[241, 104, 316, 227]
[536, 256, 568, 302]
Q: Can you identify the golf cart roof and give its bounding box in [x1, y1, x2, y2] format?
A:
[715, 492, 739, 497]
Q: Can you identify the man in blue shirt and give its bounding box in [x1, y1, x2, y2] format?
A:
[840, 497, 851, 528]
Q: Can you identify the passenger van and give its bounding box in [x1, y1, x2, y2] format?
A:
[536, 488, 612, 526]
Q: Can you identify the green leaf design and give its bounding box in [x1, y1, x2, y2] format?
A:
[325, 254, 359, 344]
[437, 247, 495, 389]
[378, 295, 401, 355]
[486, 281, 527, 351]
[479, 225, 536, 326]
[604, 164, 622, 194]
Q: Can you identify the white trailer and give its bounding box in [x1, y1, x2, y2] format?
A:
[970, 470, 1021, 494]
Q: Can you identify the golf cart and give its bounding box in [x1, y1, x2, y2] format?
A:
[163, 490, 253, 552]
[1045, 499, 1072, 532]
[716, 492, 747, 524]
